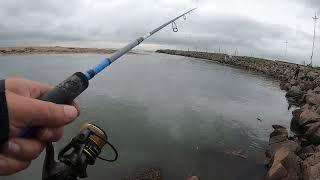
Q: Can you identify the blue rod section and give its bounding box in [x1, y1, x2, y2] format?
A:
[84, 58, 111, 79]
[93, 58, 111, 74]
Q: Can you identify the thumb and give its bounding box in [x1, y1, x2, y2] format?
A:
[7, 91, 78, 128]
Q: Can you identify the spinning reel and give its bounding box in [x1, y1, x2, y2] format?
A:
[42, 123, 118, 180]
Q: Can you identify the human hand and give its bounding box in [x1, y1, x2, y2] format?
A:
[0, 78, 80, 175]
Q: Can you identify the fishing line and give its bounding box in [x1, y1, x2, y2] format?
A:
[98, 141, 118, 162]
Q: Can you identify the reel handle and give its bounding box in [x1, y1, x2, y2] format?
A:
[19, 72, 89, 138]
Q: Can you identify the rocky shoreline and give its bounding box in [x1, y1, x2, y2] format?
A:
[0, 46, 116, 55]
[156, 49, 320, 180]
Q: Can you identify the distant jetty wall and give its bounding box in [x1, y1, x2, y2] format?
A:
[157, 49, 320, 180]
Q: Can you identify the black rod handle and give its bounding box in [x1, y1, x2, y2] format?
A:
[19, 72, 89, 138]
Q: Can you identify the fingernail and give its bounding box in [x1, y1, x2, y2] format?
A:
[64, 105, 78, 120]
[8, 141, 20, 154]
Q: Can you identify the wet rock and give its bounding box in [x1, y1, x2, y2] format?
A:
[286, 86, 304, 105]
[299, 109, 320, 126]
[298, 145, 317, 156]
[305, 93, 320, 105]
[281, 151, 302, 180]
[280, 82, 291, 91]
[271, 125, 288, 137]
[265, 147, 301, 180]
[290, 80, 299, 86]
[286, 86, 302, 97]
[290, 109, 303, 134]
[265, 163, 288, 180]
[290, 108, 320, 136]
[300, 138, 312, 147]
[266, 140, 300, 159]
[305, 124, 320, 145]
[267, 146, 302, 180]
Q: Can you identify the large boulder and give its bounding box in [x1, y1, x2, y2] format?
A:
[305, 123, 320, 145]
[291, 108, 320, 135]
[266, 125, 300, 160]
[266, 140, 300, 159]
[265, 147, 302, 180]
[290, 109, 303, 134]
[280, 82, 291, 91]
[290, 80, 299, 86]
[299, 109, 320, 126]
[286, 86, 302, 97]
[269, 125, 289, 144]
[265, 163, 288, 180]
[281, 151, 302, 180]
[286, 86, 304, 105]
[305, 93, 320, 106]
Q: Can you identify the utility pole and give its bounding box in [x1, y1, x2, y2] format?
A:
[234, 48, 238, 56]
[284, 41, 288, 58]
[310, 12, 318, 66]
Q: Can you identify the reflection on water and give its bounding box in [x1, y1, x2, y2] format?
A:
[0, 53, 291, 179]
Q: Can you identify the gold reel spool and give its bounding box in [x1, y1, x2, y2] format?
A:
[80, 123, 118, 163]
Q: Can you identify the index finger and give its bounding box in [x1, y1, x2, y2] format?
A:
[5, 78, 51, 98]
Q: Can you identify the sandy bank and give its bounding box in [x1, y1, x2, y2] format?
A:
[0, 46, 117, 55]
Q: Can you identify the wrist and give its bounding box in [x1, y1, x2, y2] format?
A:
[0, 79, 9, 145]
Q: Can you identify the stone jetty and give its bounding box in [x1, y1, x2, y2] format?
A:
[157, 49, 320, 180]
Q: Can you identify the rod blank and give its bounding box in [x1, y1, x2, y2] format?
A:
[84, 8, 197, 80]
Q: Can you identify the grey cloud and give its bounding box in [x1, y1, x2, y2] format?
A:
[148, 15, 312, 62]
[0, 0, 317, 64]
[305, 0, 320, 8]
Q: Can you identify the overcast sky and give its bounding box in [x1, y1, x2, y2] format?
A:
[0, 0, 320, 64]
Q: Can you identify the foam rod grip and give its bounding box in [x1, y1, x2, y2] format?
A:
[39, 72, 89, 104]
[19, 72, 89, 138]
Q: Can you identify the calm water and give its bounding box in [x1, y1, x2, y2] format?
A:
[0, 53, 291, 180]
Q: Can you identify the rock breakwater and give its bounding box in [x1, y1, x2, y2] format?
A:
[157, 49, 320, 180]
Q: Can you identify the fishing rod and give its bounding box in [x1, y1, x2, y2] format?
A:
[19, 7, 197, 138]
[39, 8, 197, 180]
